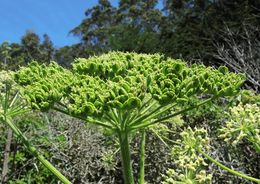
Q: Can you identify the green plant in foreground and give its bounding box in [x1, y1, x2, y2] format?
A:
[15, 51, 245, 184]
[0, 71, 71, 184]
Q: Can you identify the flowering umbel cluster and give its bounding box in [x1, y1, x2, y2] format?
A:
[0, 71, 18, 117]
[162, 127, 212, 184]
[15, 52, 244, 124]
[0, 70, 15, 93]
[0, 69, 29, 138]
[219, 103, 260, 152]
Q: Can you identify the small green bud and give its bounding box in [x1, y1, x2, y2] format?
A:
[117, 95, 129, 104]
[160, 94, 169, 104]
[173, 63, 183, 73]
[147, 75, 152, 86]
[182, 69, 188, 79]
[31, 102, 40, 110]
[84, 102, 95, 115]
[112, 63, 119, 73]
[124, 97, 141, 109]
[118, 87, 128, 96]
[89, 62, 97, 73]
[203, 72, 209, 79]
[153, 94, 160, 101]
[218, 66, 229, 74]
[165, 91, 176, 99]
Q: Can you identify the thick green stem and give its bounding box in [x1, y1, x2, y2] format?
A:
[3, 117, 72, 184]
[118, 131, 134, 184]
[139, 129, 146, 184]
[198, 149, 260, 183]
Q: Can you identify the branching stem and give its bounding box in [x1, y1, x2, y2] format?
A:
[2, 117, 72, 184]
[198, 149, 260, 183]
[131, 97, 215, 130]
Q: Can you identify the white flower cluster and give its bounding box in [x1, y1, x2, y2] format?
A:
[0, 70, 20, 120]
[219, 103, 260, 152]
[0, 70, 14, 109]
[0, 70, 14, 92]
[162, 127, 212, 184]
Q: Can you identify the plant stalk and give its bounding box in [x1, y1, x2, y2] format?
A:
[139, 129, 146, 184]
[3, 117, 72, 184]
[118, 131, 134, 184]
[198, 149, 260, 183]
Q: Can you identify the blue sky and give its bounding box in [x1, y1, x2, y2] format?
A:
[0, 0, 118, 47]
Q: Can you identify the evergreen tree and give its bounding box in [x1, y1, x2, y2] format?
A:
[162, 0, 260, 64]
[70, 0, 164, 54]
[41, 34, 55, 63]
[21, 30, 42, 64]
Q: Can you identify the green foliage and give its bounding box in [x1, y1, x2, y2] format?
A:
[68, 0, 260, 67]
[71, 0, 162, 54]
[0, 31, 54, 70]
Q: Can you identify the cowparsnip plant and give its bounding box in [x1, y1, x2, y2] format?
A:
[0, 71, 71, 184]
[15, 52, 245, 184]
